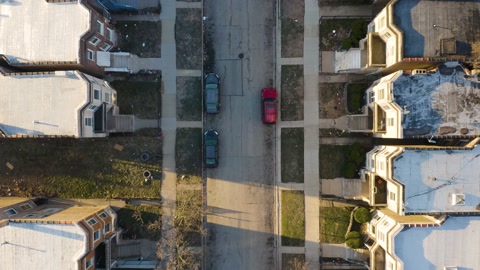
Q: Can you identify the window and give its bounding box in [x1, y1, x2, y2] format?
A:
[23, 214, 35, 218]
[389, 191, 396, 201]
[94, 89, 101, 100]
[99, 212, 109, 219]
[100, 43, 112, 51]
[387, 118, 394, 127]
[93, 229, 101, 241]
[378, 89, 385, 100]
[96, 21, 104, 35]
[4, 208, 18, 217]
[89, 105, 97, 110]
[87, 49, 95, 61]
[86, 257, 94, 269]
[369, 92, 375, 103]
[87, 218, 97, 226]
[388, 262, 394, 270]
[382, 105, 390, 111]
[39, 214, 50, 218]
[379, 161, 385, 171]
[371, 224, 376, 234]
[90, 37, 100, 46]
[104, 223, 111, 233]
[85, 118, 92, 127]
[20, 203, 32, 210]
[378, 232, 386, 242]
[104, 92, 111, 103]
[107, 28, 114, 40]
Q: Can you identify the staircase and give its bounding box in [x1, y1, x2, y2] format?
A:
[105, 53, 132, 73]
[107, 115, 134, 133]
[347, 115, 371, 131]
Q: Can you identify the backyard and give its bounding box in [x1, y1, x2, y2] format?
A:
[115, 21, 162, 57]
[319, 83, 346, 119]
[320, 19, 368, 51]
[117, 204, 162, 240]
[319, 143, 368, 179]
[281, 190, 305, 246]
[319, 205, 353, 243]
[0, 135, 162, 198]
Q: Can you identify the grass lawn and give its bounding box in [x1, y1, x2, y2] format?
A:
[320, 19, 368, 51]
[282, 253, 306, 270]
[319, 206, 352, 243]
[347, 83, 369, 113]
[110, 80, 161, 119]
[176, 128, 202, 184]
[176, 9, 202, 70]
[281, 65, 304, 121]
[177, 77, 202, 121]
[116, 21, 162, 57]
[319, 144, 348, 179]
[281, 190, 305, 246]
[281, 128, 304, 183]
[0, 135, 162, 198]
[175, 189, 202, 246]
[117, 204, 162, 240]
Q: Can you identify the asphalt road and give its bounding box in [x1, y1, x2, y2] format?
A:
[204, 0, 276, 269]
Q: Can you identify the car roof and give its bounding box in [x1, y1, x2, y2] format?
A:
[262, 88, 277, 99]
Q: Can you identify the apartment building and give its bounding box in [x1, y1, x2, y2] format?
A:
[0, 0, 133, 76]
[0, 197, 118, 270]
[348, 62, 480, 143]
[336, 0, 480, 74]
[0, 70, 133, 138]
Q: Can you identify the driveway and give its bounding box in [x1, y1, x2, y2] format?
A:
[204, 0, 276, 269]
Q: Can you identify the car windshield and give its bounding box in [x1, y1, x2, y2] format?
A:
[266, 103, 275, 109]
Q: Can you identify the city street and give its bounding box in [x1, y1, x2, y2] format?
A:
[203, 0, 276, 269]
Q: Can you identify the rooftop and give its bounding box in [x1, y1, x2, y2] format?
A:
[0, 0, 89, 64]
[392, 63, 480, 137]
[0, 222, 85, 270]
[0, 71, 88, 137]
[393, 0, 480, 58]
[395, 216, 480, 269]
[393, 145, 480, 213]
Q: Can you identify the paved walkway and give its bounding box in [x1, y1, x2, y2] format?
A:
[158, 0, 177, 268]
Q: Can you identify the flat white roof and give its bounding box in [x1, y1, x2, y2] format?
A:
[393, 63, 480, 137]
[0, 71, 88, 137]
[394, 146, 480, 213]
[0, 0, 90, 64]
[395, 216, 480, 269]
[0, 222, 86, 270]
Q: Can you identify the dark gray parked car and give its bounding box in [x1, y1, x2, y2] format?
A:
[204, 129, 219, 168]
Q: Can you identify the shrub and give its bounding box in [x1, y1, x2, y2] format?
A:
[343, 162, 358, 178]
[354, 207, 371, 223]
[344, 142, 366, 164]
[345, 231, 364, 249]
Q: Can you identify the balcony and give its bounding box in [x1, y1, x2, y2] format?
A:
[375, 104, 387, 133]
[373, 176, 387, 205]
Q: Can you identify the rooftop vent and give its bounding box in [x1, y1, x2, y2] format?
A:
[451, 194, 465, 206]
[440, 38, 456, 55]
[412, 69, 427, 75]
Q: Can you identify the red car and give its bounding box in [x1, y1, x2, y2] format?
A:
[261, 88, 277, 124]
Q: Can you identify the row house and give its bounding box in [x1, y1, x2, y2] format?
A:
[0, 70, 134, 138]
[0, 0, 134, 77]
[336, 0, 480, 74]
[0, 197, 118, 270]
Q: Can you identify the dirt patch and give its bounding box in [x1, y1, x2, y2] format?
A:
[319, 83, 346, 119]
[176, 9, 203, 69]
[281, 65, 304, 121]
[177, 77, 202, 121]
[175, 128, 202, 184]
[281, 128, 304, 183]
[280, 0, 304, 57]
[116, 21, 162, 58]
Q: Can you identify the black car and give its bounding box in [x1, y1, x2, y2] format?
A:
[204, 73, 220, 114]
[204, 129, 219, 168]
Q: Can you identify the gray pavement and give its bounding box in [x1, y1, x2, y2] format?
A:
[204, 0, 275, 269]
